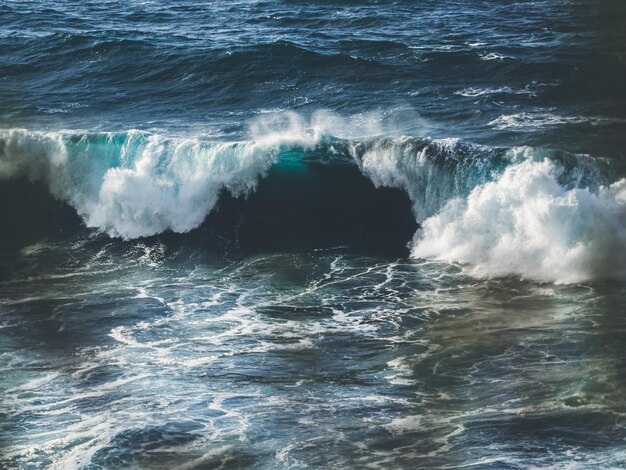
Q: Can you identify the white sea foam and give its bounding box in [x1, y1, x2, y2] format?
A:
[352, 136, 623, 283]
[479, 52, 508, 61]
[489, 112, 626, 130]
[455, 86, 536, 97]
[248, 108, 430, 142]
[411, 159, 626, 283]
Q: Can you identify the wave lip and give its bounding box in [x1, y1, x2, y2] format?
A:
[353, 136, 509, 221]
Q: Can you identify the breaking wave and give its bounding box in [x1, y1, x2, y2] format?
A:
[1, 113, 624, 283]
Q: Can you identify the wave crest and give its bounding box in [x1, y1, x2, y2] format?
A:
[1, 116, 624, 283]
[0, 129, 276, 238]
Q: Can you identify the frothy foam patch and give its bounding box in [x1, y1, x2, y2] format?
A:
[489, 113, 626, 130]
[411, 160, 626, 283]
[455, 86, 536, 97]
[479, 52, 508, 61]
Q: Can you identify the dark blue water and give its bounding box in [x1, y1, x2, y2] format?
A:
[1, 1, 626, 468]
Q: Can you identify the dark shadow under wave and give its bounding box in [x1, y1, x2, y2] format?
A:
[0, 162, 417, 259]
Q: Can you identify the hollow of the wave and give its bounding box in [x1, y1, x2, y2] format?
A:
[0, 161, 417, 257]
[202, 158, 417, 255]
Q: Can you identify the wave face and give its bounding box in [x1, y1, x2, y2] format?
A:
[1, 122, 623, 283]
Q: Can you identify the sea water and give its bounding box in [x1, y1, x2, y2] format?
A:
[1, 1, 626, 468]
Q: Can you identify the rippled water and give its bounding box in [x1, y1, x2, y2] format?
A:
[3, 240, 626, 469]
[2, 1, 625, 153]
[1, 1, 626, 469]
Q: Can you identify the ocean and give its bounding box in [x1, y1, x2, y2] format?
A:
[1, 1, 626, 468]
